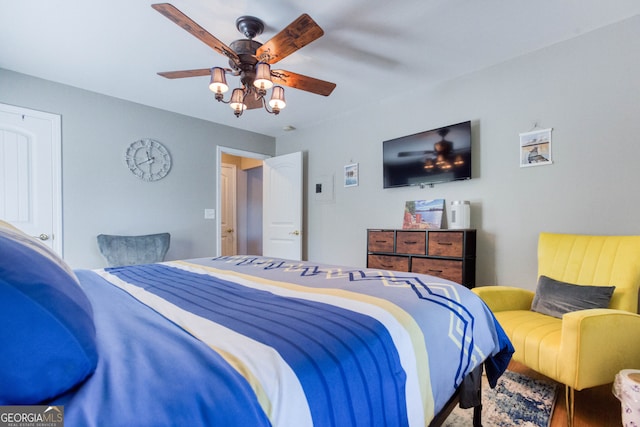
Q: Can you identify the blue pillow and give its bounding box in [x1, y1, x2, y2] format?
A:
[531, 275, 615, 318]
[0, 222, 98, 404]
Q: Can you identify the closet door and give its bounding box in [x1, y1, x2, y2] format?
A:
[0, 103, 62, 254]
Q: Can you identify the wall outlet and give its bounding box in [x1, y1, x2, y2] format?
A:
[204, 208, 215, 219]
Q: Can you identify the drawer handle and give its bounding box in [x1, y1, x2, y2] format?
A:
[375, 240, 389, 243]
[404, 241, 418, 245]
[437, 242, 453, 246]
[381, 264, 394, 269]
[428, 269, 443, 273]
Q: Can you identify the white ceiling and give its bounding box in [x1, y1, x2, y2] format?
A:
[1, 1, 639, 137]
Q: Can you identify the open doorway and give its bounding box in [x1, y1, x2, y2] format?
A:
[216, 147, 304, 260]
[216, 146, 270, 256]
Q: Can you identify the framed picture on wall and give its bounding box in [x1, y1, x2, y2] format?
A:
[519, 128, 553, 167]
[344, 163, 358, 187]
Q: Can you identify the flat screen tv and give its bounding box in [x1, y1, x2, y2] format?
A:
[383, 120, 472, 189]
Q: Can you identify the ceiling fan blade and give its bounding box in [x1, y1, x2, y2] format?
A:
[256, 14, 324, 64]
[271, 70, 336, 96]
[157, 68, 212, 79]
[152, 3, 239, 64]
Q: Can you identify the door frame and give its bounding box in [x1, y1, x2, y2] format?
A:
[215, 146, 270, 257]
[0, 103, 62, 254]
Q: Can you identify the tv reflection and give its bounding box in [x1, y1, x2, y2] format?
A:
[383, 120, 472, 188]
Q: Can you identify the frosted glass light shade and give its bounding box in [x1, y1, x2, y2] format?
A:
[254, 63, 273, 90]
[209, 67, 229, 94]
[268, 86, 286, 110]
[229, 88, 247, 112]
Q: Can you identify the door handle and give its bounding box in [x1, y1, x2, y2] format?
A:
[33, 233, 50, 241]
[289, 230, 301, 236]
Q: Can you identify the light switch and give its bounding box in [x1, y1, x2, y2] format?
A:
[204, 209, 216, 219]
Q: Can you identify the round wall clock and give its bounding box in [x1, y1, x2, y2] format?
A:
[125, 138, 172, 182]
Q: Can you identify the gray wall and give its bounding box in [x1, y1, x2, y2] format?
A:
[0, 69, 275, 269]
[2, 16, 638, 289]
[277, 16, 640, 290]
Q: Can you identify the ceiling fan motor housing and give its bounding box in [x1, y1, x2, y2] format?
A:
[229, 39, 262, 87]
[231, 16, 270, 89]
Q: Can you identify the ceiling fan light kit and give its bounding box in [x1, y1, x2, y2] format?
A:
[209, 62, 286, 117]
[422, 129, 465, 171]
[152, 3, 335, 118]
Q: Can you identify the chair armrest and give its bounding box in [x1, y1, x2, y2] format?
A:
[472, 286, 534, 312]
[559, 309, 640, 390]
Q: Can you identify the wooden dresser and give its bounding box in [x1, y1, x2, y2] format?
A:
[366, 229, 476, 288]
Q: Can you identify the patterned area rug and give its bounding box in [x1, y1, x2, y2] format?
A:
[442, 370, 558, 427]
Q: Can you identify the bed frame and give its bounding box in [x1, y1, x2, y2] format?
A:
[430, 365, 483, 427]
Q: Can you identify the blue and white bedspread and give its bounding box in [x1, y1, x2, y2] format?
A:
[59, 256, 512, 427]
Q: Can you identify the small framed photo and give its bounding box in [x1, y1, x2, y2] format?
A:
[344, 163, 359, 187]
[402, 199, 445, 229]
[519, 128, 553, 167]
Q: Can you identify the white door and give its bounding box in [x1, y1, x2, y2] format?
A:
[263, 151, 302, 260]
[0, 103, 62, 253]
[220, 163, 237, 256]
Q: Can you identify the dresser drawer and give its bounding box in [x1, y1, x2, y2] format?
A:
[396, 231, 426, 255]
[411, 258, 463, 284]
[367, 254, 409, 272]
[428, 231, 464, 257]
[368, 230, 395, 252]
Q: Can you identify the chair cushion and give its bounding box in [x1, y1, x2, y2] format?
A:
[494, 310, 562, 376]
[531, 275, 615, 318]
[0, 221, 98, 404]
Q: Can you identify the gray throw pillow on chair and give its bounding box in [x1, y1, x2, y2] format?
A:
[531, 275, 615, 318]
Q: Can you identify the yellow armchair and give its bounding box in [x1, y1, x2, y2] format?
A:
[473, 232, 640, 425]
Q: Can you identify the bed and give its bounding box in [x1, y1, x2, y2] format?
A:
[0, 221, 513, 426]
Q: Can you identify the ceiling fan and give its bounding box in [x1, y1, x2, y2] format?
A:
[397, 128, 466, 171]
[151, 3, 336, 117]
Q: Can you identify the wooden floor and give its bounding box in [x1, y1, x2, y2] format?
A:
[508, 361, 622, 426]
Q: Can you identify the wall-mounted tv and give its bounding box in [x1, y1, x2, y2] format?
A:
[383, 120, 472, 189]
